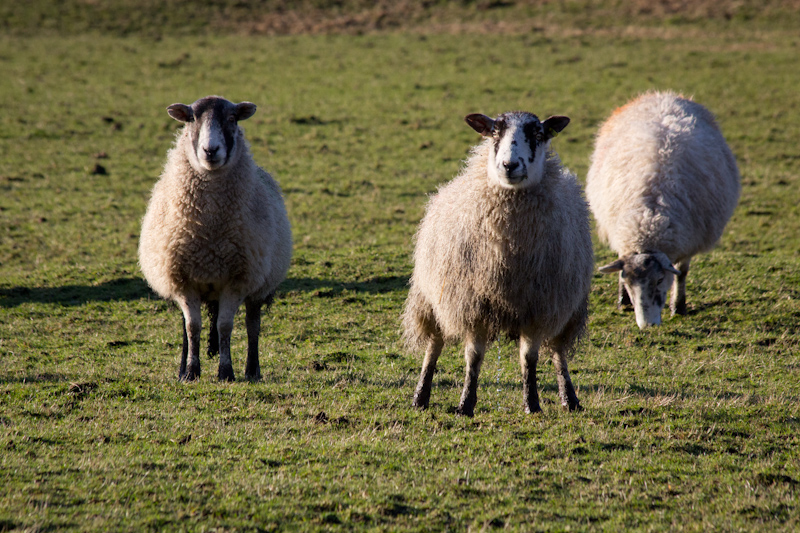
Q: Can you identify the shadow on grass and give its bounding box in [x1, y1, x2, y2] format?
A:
[0, 275, 408, 308]
[0, 372, 75, 385]
[281, 275, 409, 296]
[0, 277, 152, 308]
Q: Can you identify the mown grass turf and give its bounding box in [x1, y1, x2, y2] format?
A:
[1, 2, 800, 531]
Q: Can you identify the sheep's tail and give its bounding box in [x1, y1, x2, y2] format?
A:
[401, 284, 440, 353]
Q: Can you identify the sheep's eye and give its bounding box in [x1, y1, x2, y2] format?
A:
[228, 115, 236, 123]
[657, 276, 665, 285]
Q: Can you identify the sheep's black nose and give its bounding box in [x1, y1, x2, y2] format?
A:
[503, 161, 520, 172]
[204, 146, 219, 158]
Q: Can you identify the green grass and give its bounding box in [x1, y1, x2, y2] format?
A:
[2, 2, 800, 530]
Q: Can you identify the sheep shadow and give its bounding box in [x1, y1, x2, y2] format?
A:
[280, 275, 409, 297]
[0, 277, 152, 308]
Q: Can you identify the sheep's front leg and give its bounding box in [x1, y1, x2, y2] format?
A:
[552, 349, 581, 411]
[216, 294, 244, 382]
[618, 272, 631, 309]
[519, 334, 542, 414]
[670, 258, 690, 316]
[206, 300, 219, 358]
[177, 295, 202, 381]
[456, 331, 487, 417]
[244, 299, 262, 381]
[412, 334, 444, 410]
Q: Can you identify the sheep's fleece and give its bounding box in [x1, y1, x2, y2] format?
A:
[587, 91, 740, 261]
[139, 122, 290, 306]
[404, 141, 593, 348]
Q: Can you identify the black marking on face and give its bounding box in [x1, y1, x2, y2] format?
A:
[522, 118, 544, 164]
[191, 97, 239, 164]
[491, 117, 508, 155]
[653, 292, 663, 308]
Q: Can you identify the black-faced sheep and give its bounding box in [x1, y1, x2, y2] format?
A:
[139, 96, 292, 381]
[402, 111, 594, 416]
[586, 91, 740, 329]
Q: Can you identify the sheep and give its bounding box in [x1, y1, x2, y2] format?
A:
[138, 95, 292, 381]
[402, 110, 594, 416]
[586, 91, 740, 329]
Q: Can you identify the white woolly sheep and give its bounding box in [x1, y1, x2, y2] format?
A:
[139, 96, 292, 381]
[402, 110, 594, 416]
[586, 91, 740, 329]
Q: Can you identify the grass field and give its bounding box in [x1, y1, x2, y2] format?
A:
[2, 1, 800, 530]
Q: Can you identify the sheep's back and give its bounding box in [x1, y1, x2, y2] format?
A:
[587, 91, 740, 259]
[411, 153, 592, 341]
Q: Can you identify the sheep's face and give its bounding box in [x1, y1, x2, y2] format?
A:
[465, 111, 570, 190]
[167, 96, 257, 173]
[599, 252, 679, 329]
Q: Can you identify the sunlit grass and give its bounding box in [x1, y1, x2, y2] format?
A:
[1, 3, 800, 530]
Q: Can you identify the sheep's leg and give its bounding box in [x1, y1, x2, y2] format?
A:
[412, 334, 444, 410]
[519, 334, 542, 414]
[206, 300, 219, 358]
[456, 331, 487, 417]
[216, 294, 243, 382]
[552, 348, 581, 411]
[177, 295, 202, 381]
[244, 299, 262, 381]
[670, 258, 690, 316]
[550, 304, 586, 411]
[618, 272, 631, 309]
[180, 316, 188, 377]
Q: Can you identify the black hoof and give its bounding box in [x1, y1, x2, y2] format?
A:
[412, 391, 430, 410]
[455, 405, 475, 417]
[564, 401, 583, 412]
[218, 366, 235, 382]
[180, 368, 200, 382]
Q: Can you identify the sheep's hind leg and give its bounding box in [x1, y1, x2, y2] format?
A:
[519, 334, 543, 414]
[244, 296, 268, 381]
[216, 293, 244, 382]
[549, 311, 584, 412]
[456, 330, 487, 417]
[670, 258, 690, 316]
[552, 348, 581, 411]
[412, 334, 444, 410]
[177, 295, 202, 381]
[180, 316, 188, 377]
[206, 300, 219, 358]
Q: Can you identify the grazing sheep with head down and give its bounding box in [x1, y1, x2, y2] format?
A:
[586, 91, 740, 329]
[402, 110, 593, 416]
[139, 96, 292, 381]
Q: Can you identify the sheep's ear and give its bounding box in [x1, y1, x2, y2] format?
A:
[167, 104, 193, 123]
[598, 259, 625, 274]
[543, 115, 570, 140]
[235, 102, 257, 121]
[465, 114, 495, 137]
[656, 257, 681, 275]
